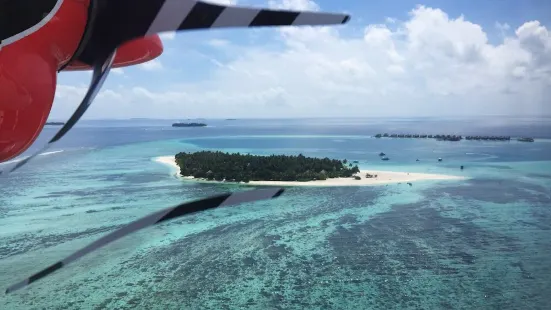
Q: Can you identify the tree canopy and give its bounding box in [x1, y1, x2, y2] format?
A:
[175, 151, 360, 183]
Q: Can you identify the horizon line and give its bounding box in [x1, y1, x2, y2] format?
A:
[47, 114, 551, 121]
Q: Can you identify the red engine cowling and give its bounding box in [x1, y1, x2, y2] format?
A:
[0, 0, 164, 163]
[0, 0, 88, 162]
[65, 36, 164, 71]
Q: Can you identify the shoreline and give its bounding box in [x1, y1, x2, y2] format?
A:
[153, 156, 467, 186]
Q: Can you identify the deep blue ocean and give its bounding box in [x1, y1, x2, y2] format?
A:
[1, 117, 550, 309]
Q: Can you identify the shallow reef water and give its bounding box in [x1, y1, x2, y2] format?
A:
[0, 119, 549, 309]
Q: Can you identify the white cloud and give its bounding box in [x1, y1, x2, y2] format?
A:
[515, 21, 551, 68]
[495, 21, 511, 39]
[207, 39, 230, 47]
[52, 1, 551, 119]
[268, 0, 319, 10]
[159, 31, 176, 40]
[139, 59, 163, 71]
[111, 68, 124, 75]
[495, 22, 510, 31]
[204, 0, 237, 5]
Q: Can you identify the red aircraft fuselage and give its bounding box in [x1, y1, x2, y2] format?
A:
[0, 0, 164, 162]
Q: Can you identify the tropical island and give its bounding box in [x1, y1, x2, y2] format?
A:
[517, 137, 535, 142]
[174, 151, 360, 182]
[153, 151, 467, 187]
[172, 122, 207, 127]
[45, 121, 65, 126]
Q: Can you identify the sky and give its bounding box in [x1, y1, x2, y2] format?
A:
[51, 0, 551, 119]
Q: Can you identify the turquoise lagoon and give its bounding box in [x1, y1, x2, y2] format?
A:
[0, 118, 550, 309]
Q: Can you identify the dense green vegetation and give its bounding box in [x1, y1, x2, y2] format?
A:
[175, 151, 360, 183]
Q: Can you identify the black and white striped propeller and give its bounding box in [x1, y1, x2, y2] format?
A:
[6, 187, 284, 293]
[76, 0, 351, 64]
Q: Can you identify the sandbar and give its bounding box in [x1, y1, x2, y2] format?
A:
[153, 156, 467, 186]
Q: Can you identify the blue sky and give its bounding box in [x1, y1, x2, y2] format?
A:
[53, 0, 551, 119]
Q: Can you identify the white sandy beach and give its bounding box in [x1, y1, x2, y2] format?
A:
[153, 156, 467, 186]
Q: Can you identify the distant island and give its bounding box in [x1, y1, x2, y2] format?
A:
[174, 151, 360, 183]
[225, 118, 237, 121]
[45, 122, 65, 126]
[374, 133, 535, 142]
[517, 137, 535, 142]
[172, 122, 207, 127]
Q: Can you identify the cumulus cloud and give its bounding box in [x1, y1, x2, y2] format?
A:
[139, 59, 163, 71]
[111, 68, 124, 75]
[52, 1, 551, 119]
[205, 0, 238, 4]
[207, 39, 231, 47]
[268, 0, 319, 10]
[159, 31, 176, 40]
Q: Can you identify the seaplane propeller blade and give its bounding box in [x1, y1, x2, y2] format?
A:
[76, 0, 351, 64]
[5, 188, 285, 294]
